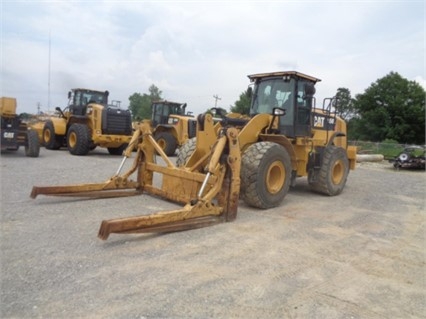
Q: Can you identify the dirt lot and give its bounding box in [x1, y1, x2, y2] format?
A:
[1, 147, 425, 319]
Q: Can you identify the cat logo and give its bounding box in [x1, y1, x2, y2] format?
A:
[3, 132, 14, 138]
[314, 115, 324, 128]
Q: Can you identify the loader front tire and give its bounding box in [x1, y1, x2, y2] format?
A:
[309, 146, 349, 196]
[241, 142, 292, 209]
[25, 130, 40, 157]
[43, 121, 62, 150]
[176, 137, 197, 167]
[108, 143, 128, 155]
[155, 131, 177, 156]
[67, 124, 90, 156]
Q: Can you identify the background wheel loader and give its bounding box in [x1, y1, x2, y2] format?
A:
[146, 100, 197, 156]
[31, 71, 357, 240]
[36, 88, 133, 155]
[1, 97, 40, 157]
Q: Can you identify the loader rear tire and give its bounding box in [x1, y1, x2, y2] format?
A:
[176, 137, 197, 167]
[67, 124, 90, 156]
[43, 121, 62, 150]
[309, 146, 349, 196]
[241, 142, 292, 209]
[25, 130, 40, 157]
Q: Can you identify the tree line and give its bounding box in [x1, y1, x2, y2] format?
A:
[128, 71, 425, 145]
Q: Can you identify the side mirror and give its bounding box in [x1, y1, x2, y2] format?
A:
[304, 83, 316, 99]
[273, 107, 286, 117]
[267, 107, 286, 133]
[68, 91, 71, 99]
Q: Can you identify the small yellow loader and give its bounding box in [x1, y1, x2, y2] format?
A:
[31, 71, 357, 240]
[148, 100, 196, 156]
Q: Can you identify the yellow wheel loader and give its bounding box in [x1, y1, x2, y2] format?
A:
[148, 100, 196, 156]
[40, 89, 133, 155]
[31, 71, 357, 240]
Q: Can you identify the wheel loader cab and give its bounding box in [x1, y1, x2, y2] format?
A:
[69, 89, 109, 116]
[151, 101, 187, 127]
[248, 71, 320, 138]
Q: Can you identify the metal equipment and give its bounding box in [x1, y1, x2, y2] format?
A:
[1, 97, 40, 157]
[389, 146, 425, 170]
[31, 71, 357, 240]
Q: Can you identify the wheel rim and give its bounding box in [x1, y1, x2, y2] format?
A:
[265, 160, 285, 194]
[44, 129, 51, 143]
[69, 131, 77, 148]
[331, 159, 344, 185]
[157, 138, 166, 151]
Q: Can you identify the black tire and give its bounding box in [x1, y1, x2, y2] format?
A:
[154, 131, 177, 156]
[67, 124, 90, 155]
[241, 142, 292, 209]
[309, 146, 349, 196]
[176, 137, 197, 167]
[43, 121, 62, 150]
[107, 144, 128, 155]
[25, 130, 40, 157]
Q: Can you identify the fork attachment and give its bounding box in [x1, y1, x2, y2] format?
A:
[98, 202, 223, 240]
[31, 115, 242, 240]
[97, 125, 242, 239]
[30, 123, 144, 199]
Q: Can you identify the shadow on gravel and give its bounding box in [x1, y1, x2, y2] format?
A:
[99, 232, 167, 247]
[29, 196, 126, 205]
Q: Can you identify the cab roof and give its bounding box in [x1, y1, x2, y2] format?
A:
[71, 88, 108, 95]
[152, 100, 185, 106]
[247, 71, 321, 83]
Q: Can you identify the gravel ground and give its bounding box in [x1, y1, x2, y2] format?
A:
[1, 147, 425, 319]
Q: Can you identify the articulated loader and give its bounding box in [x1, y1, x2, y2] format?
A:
[31, 71, 357, 240]
[39, 88, 132, 155]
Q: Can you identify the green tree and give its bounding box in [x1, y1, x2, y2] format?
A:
[353, 72, 425, 144]
[128, 84, 163, 120]
[335, 87, 356, 120]
[230, 87, 252, 115]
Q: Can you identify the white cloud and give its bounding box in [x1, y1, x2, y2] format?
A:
[1, 1, 424, 115]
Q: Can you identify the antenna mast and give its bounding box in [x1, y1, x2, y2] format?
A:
[48, 30, 51, 111]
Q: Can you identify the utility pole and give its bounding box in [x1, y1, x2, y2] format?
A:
[213, 94, 221, 107]
[48, 30, 51, 112]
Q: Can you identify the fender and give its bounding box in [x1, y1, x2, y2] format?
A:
[258, 133, 298, 171]
[49, 117, 67, 135]
[326, 131, 346, 147]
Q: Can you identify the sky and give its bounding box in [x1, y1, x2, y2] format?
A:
[1, 0, 425, 115]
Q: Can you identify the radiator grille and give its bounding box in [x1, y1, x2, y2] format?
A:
[102, 108, 132, 135]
